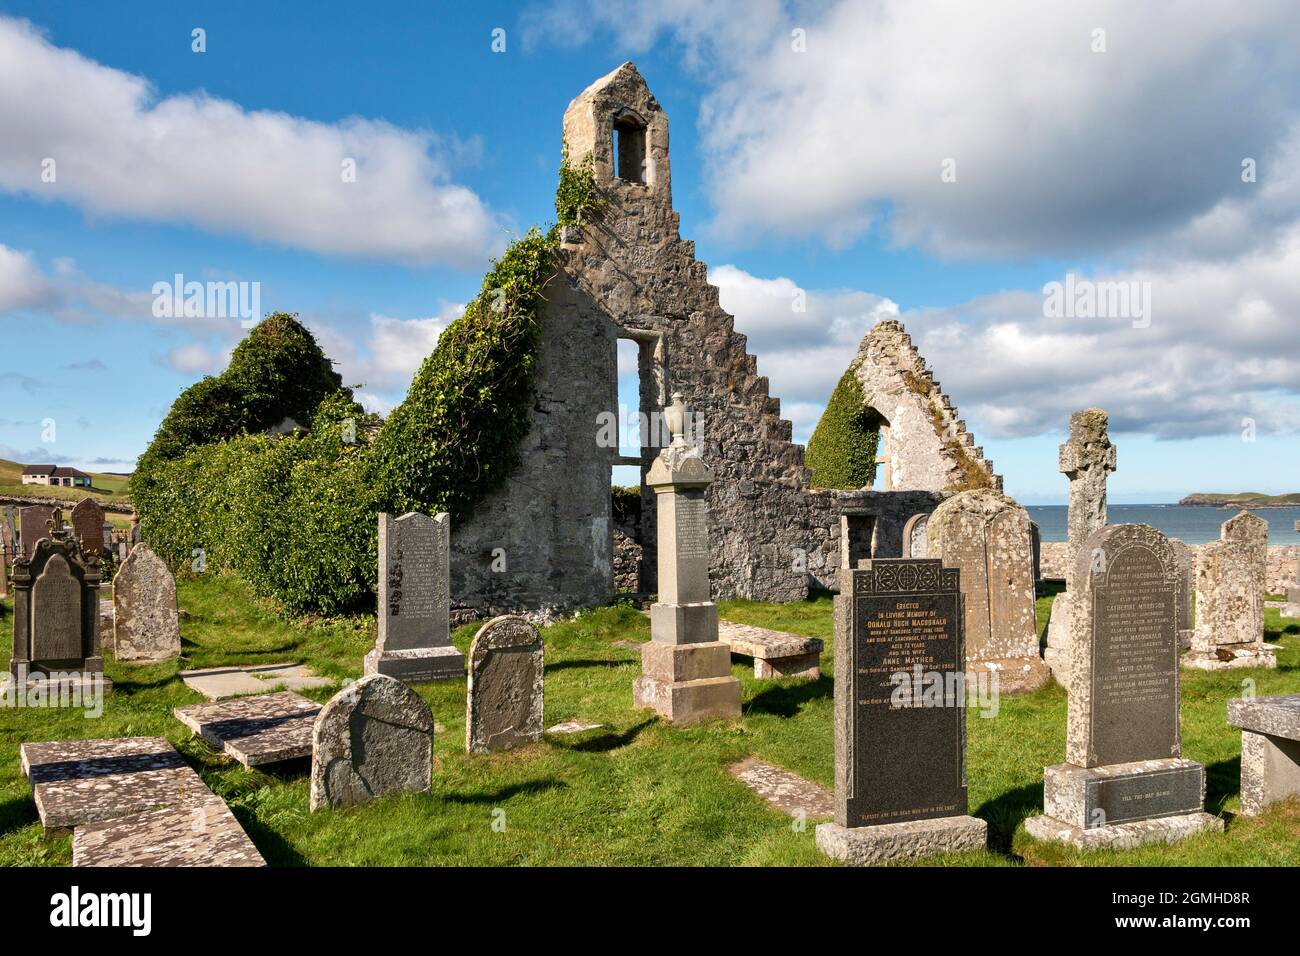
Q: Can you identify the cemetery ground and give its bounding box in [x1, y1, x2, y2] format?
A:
[1, 574, 1298, 867]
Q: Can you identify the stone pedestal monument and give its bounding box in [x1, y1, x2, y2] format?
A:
[1184, 511, 1276, 670]
[1027, 524, 1222, 849]
[1044, 408, 1117, 688]
[816, 557, 987, 864]
[633, 394, 741, 725]
[364, 511, 464, 683]
[9, 508, 111, 693]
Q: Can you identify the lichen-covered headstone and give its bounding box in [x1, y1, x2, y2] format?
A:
[466, 615, 544, 754]
[113, 544, 180, 662]
[309, 675, 433, 811]
[927, 489, 1048, 693]
[1185, 511, 1273, 669]
[1169, 538, 1194, 649]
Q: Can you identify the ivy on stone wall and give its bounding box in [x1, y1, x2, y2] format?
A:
[131, 153, 603, 616]
[805, 368, 880, 490]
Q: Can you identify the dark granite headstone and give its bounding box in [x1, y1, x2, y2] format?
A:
[18, 504, 55, 560]
[71, 497, 107, 557]
[833, 558, 966, 827]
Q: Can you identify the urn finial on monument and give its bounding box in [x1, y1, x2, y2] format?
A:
[647, 394, 711, 490]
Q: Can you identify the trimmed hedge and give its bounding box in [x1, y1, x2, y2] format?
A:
[805, 368, 880, 490]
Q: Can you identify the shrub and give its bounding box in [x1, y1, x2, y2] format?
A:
[805, 368, 880, 489]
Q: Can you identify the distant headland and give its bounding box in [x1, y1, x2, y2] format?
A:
[1178, 492, 1300, 508]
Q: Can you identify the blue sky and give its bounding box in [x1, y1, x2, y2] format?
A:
[2, 1, 1299, 503]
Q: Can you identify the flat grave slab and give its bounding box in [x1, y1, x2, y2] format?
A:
[546, 720, 605, 734]
[72, 795, 265, 867]
[179, 662, 333, 700]
[20, 736, 211, 831]
[717, 620, 823, 679]
[728, 756, 834, 819]
[175, 691, 321, 767]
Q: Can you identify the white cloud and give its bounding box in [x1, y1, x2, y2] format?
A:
[0, 244, 56, 311]
[531, 1, 1300, 260]
[166, 342, 229, 375]
[0, 16, 500, 266]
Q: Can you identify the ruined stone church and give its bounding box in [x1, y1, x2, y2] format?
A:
[451, 63, 998, 616]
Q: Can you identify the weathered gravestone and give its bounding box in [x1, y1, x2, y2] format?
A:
[1169, 538, 1194, 650]
[465, 615, 544, 754]
[70, 498, 106, 558]
[1026, 524, 1222, 849]
[1185, 511, 1275, 669]
[901, 513, 929, 558]
[927, 489, 1049, 693]
[309, 674, 434, 811]
[1285, 524, 1300, 619]
[815, 557, 987, 864]
[364, 511, 464, 682]
[1029, 521, 1042, 583]
[1044, 409, 1117, 688]
[18, 504, 56, 561]
[1, 506, 14, 597]
[632, 394, 741, 725]
[112, 544, 181, 662]
[9, 508, 110, 692]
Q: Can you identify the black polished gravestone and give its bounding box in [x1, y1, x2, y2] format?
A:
[816, 558, 987, 864]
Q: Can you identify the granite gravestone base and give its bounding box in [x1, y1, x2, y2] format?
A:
[815, 559, 988, 864]
[364, 511, 464, 683]
[1027, 524, 1222, 850]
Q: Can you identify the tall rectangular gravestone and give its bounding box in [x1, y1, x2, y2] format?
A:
[1026, 524, 1221, 849]
[364, 511, 464, 682]
[815, 558, 987, 864]
[71, 497, 107, 558]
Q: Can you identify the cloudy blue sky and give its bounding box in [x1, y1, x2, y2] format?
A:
[2, 1, 1299, 503]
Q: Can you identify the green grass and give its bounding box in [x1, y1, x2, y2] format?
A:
[0, 457, 131, 507]
[1, 576, 1298, 866]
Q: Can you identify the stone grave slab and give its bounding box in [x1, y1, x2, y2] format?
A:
[73, 794, 265, 867]
[175, 691, 320, 767]
[717, 619, 822, 679]
[728, 757, 833, 820]
[179, 663, 333, 700]
[20, 736, 211, 831]
[546, 720, 605, 734]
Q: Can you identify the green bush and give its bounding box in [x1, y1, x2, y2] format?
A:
[805, 368, 880, 490]
[133, 153, 602, 616]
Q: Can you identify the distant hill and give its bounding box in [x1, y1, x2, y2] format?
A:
[0, 458, 132, 509]
[1179, 491, 1300, 508]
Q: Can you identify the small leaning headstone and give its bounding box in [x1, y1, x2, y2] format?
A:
[310, 674, 434, 811]
[113, 544, 181, 662]
[465, 615, 545, 754]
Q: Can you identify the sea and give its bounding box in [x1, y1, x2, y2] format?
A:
[1025, 504, 1300, 546]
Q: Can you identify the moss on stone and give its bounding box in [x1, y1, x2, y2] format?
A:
[805, 368, 879, 490]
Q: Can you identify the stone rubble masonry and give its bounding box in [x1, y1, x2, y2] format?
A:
[1044, 408, 1117, 688]
[1227, 694, 1300, 816]
[451, 65, 999, 620]
[465, 615, 545, 754]
[1185, 511, 1276, 670]
[310, 674, 434, 812]
[926, 489, 1049, 693]
[112, 543, 181, 662]
[846, 320, 1001, 494]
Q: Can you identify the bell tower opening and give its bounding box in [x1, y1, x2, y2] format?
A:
[613, 110, 647, 184]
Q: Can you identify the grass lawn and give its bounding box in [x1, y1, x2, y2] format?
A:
[0, 458, 131, 508]
[1, 574, 1297, 867]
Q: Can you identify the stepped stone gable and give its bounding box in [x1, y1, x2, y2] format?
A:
[451, 63, 1004, 618]
[849, 320, 1001, 494]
